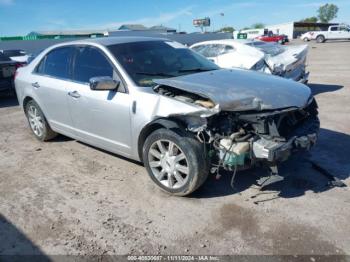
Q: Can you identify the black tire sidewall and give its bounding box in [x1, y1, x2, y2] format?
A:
[143, 128, 208, 196]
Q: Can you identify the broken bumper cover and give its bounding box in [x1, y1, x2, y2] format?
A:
[253, 133, 317, 162]
[253, 114, 320, 163]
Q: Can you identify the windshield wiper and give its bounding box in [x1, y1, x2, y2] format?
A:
[177, 68, 216, 73]
[135, 72, 176, 77]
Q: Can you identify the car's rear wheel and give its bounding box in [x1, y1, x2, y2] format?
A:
[143, 128, 209, 196]
[25, 100, 57, 141]
[303, 37, 309, 42]
[316, 35, 325, 43]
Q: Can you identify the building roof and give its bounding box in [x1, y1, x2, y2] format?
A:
[118, 24, 149, 31]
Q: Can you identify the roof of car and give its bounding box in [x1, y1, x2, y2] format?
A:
[69, 36, 167, 46]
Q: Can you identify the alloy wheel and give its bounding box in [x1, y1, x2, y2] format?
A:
[148, 139, 190, 189]
[28, 105, 44, 137]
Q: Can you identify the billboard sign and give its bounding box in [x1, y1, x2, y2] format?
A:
[193, 17, 211, 27]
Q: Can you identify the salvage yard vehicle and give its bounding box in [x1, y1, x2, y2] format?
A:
[313, 24, 350, 43]
[0, 49, 29, 63]
[190, 39, 309, 83]
[0, 52, 19, 94]
[300, 31, 316, 42]
[15, 37, 320, 196]
[255, 32, 288, 44]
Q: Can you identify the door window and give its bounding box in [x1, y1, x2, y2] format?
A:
[35, 47, 74, 79]
[73, 47, 115, 83]
[330, 27, 339, 31]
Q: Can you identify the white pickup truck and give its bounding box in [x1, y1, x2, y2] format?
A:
[314, 24, 350, 43]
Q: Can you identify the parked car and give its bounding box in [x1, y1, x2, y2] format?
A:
[255, 31, 287, 44]
[15, 37, 319, 196]
[190, 39, 309, 83]
[300, 31, 316, 42]
[0, 49, 29, 63]
[0, 52, 18, 94]
[313, 24, 350, 43]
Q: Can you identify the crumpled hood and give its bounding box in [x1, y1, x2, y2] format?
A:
[154, 69, 311, 111]
[265, 45, 308, 72]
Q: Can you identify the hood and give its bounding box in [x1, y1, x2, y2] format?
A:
[154, 69, 311, 112]
[265, 45, 308, 72]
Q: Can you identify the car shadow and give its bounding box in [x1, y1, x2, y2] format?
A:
[308, 83, 343, 96]
[0, 214, 50, 261]
[190, 128, 349, 199]
[0, 96, 19, 108]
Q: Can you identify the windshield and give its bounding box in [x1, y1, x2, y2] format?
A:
[108, 40, 219, 86]
[246, 41, 286, 57]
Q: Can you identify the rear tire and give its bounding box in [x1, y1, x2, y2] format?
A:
[316, 35, 325, 43]
[143, 128, 209, 196]
[303, 37, 309, 42]
[25, 100, 57, 141]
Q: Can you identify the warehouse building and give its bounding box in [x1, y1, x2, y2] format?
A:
[267, 21, 338, 39]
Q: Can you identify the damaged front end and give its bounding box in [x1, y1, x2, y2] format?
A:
[153, 80, 320, 186]
[192, 98, 319, 173]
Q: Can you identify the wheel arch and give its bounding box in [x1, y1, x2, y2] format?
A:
[137, 118, 186, 162]
[23, 96, 34, 112]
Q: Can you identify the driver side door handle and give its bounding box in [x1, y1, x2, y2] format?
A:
[68, 91, 81, 98]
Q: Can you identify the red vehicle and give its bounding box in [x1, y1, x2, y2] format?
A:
[256, 31, 288, 44]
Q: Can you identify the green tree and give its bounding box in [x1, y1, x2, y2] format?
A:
[251, 23, 265, 29]
[219, 26, 235, 33]
[300, 17, 318, 23]
[317, 4, 339, 23]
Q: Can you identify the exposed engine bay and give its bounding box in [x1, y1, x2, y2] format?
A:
[154, 84, 320, 186]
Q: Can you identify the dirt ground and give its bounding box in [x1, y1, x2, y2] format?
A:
[0, 40, 349, 258]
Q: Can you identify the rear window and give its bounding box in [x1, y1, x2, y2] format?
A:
[246, 42, 285, 56]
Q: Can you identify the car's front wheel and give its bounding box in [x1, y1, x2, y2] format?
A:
[143, 128, 209, 196]
[25, 100, 57, 141]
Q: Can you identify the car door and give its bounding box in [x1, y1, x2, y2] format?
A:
[66, 45, 132, 156]
[328, 26, 340, 39]
[31, 46, 76, 136]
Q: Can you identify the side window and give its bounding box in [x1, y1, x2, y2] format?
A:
[73, 47, 115, 83]
[330, 27, 339, 31]
[36, 47, 73, 79]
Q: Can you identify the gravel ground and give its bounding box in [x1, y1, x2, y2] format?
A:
[0, 40, 349, 258]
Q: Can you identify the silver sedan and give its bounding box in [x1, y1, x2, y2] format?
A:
[15, 37, 319, 196]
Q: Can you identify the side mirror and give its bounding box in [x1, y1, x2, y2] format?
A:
[89, 76, 120, 91]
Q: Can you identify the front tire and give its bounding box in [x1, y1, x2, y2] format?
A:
[143, 128, 209, 196]
[25, 100, 57, 141]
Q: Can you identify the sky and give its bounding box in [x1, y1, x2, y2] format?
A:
[0, 0, 349, 36]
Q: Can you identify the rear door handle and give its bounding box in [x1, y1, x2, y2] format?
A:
[32, 82, 40, 88]
[68, 91, 81, 98]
